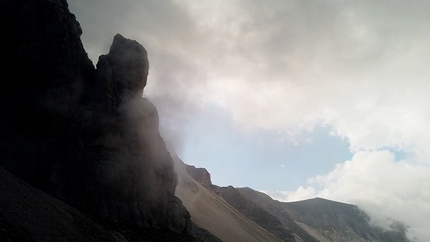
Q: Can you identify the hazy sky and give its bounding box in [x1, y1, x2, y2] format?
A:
[69, 1, 430, 240]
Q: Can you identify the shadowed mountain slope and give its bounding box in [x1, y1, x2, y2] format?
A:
[239, 188, 411, 242]
[237, 188, 319, 242]
[0, 166, 208, 242]
[170, 148, 283, 242]
[185, 164, 296, 241]
[0, 166, 117, 242]
[185, 162, 411, 242]
[281, 197, 410, 242]
[214, 185, 295, 242]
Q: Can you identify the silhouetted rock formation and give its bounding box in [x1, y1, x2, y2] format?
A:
[0, 0, 190, 236]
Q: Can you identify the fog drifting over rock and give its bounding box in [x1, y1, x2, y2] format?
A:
[70, 0, 430, 240]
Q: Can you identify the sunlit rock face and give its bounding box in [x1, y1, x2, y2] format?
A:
[0, 0, 190, 235]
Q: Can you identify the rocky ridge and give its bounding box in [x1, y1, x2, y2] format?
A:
[239, 188, 411, 242]
[171, 152, 283, 242]
[185, 165, 295, 241]
[185, 164, 412, 242]
[280, 197, 410, 242]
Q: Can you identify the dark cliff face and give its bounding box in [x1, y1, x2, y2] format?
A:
[0, 0, 94, 185]
[0, 0, 190, 235]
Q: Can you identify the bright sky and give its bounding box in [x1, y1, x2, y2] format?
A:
[69, 1, 430, 240]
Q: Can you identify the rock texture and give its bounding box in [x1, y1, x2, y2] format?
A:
[0, 167, 118, 242]
[0, 0, 190, 236]
[186, 165, 213, 189]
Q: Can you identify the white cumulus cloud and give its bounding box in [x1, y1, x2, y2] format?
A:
[268, 150, 430, 241]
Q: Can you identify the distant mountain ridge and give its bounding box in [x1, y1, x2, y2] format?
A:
[185, 164, 411, 242]
[170, 151, 283, 242]
[280, 197, 410, 242]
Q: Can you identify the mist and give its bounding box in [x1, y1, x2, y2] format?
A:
[70, 0, 430, 240]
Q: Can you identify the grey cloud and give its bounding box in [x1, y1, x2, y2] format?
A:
[69, 0, 430, 154]
[70, 0, 198, 62]
[69, 0, 430, 156]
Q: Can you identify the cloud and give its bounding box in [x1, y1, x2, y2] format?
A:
[268, 150, 430, 241]
[267, 186, 317, 203]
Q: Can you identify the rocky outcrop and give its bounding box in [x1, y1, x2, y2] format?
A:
[51, 34, 191, 234]
[186, 165, 213, 189]
[0, 0, 190, 235]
